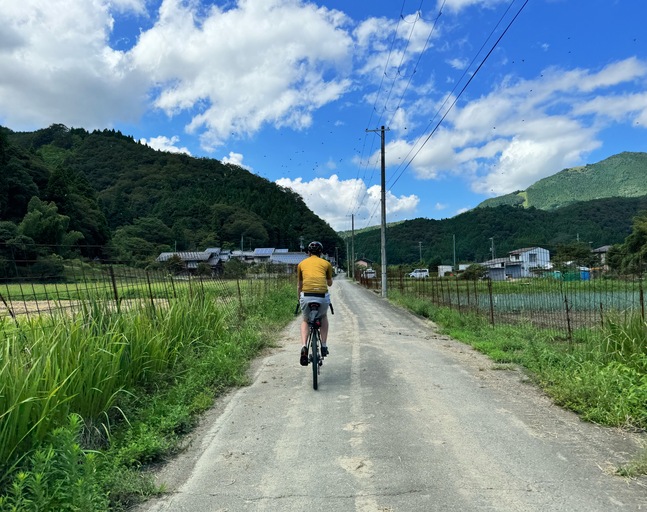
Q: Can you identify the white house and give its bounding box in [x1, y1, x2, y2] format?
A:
[483, 247, 551, 280]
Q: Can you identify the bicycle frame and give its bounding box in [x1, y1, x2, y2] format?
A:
[295, 299, 333, 391]
[305, 303, 322, 390]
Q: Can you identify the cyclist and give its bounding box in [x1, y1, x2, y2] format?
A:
[297, 241, 333, 366]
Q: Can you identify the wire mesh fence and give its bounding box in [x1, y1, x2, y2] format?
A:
[0, 258, 293, 326]
[357, 271, 646, 340]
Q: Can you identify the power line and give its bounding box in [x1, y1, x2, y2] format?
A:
[389, 0, 530, 191]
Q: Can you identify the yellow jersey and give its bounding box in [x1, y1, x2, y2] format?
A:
[297, 255, 333, 294]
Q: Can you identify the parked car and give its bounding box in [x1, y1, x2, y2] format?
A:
[362, 268, 377, 278]
[409, 268, 430, 278]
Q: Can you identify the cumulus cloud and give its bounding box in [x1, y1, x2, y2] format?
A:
[0, 0, 148, 130]
[385, 57, 647, 196]
[439, 0, 510, 12]
[275, 175, 419, 231]
[130, 0, 354, 150]
[0, 0, 356, 146]
[141, 135, 191, 154]
[222, 151, 252, 171]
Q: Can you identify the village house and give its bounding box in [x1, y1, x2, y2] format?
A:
[156, 247, 308, 274]
[482, 247, 551, 281]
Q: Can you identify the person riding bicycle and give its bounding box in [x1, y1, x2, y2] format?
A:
[297, 241, 333, 366]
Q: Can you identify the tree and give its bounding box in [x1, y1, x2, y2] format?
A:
[45, 165, 111, 254]
[165, 254, 185, 275]
[223, 259, 247, 279]
[196, 262, 212, 276]
[611, 211, 647, 274]
[460, 264, 487, 280]
[18, 197, 72, 252]
[551, 242, 594, 269]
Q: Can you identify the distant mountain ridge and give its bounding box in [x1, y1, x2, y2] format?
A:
[477, 152, 647, 211]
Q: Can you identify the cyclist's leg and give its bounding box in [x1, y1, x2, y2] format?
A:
[300, 318, 309, 347]
[320, 314, 329, 344]
[298, 296, 309, 365]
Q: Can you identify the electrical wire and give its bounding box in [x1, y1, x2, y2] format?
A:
[389, 0, 530, 191]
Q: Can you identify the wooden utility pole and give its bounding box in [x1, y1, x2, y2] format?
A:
[351, 214, 355, 279]
[366, 125, 389, 298]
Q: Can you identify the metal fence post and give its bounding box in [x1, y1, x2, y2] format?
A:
[146, 270, 156, 315]
[109, 266, 120, 313]
[487, 278, 495, 326]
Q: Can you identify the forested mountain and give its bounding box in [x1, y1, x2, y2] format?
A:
[352, 197, 647, 267]
[477, 152, 647, 211]
[0, 124, 342, 264]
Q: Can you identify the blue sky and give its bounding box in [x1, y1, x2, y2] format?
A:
[1, 0, 646, 232]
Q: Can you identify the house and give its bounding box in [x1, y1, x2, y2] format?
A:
[156, 250, 223, 273]
[158, 247, 312, 275]
[591, 245, 612, 272]
[438, 265, 453, 277]
[483, 247, 551, 281]
[355, 258, 374, 269]
[481, 257, 509, 281]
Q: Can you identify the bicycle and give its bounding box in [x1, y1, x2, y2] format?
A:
[295, 299, 334, 390]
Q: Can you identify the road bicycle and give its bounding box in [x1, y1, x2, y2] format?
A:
[295, 299, 334, 390]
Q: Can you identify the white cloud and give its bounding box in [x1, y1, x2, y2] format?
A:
[131, 0, 354, 150]
[110, 0, 147, 14]
[0, 0, 355, 146]
[439, 0, 510, 12]
[140, 135, 191, 154]
[384, 57, 647, 196]
[0, 0, 148, 130]
[275, 175, 419, 231]
[447, 58, 468, 70]
[222, 151, 252, 171]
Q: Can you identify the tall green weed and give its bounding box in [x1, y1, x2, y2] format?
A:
[0, 277, 295, 510]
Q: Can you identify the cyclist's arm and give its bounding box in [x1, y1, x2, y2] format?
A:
[297, 264, 304, 297]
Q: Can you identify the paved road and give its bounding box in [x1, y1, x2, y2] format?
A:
[138, 276, 646, 511]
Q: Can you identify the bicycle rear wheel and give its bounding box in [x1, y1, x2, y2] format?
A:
[311, 330, 319, 390]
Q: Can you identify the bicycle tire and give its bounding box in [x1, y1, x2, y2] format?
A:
[311, 329, 319, 390]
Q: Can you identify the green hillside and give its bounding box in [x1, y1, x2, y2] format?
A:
[478, 152, 647, 211]
[352, 197, 647, 266]
[0, 124, 343, 263]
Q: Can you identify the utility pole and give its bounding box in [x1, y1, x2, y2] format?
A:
[453, 234, 456, 271]
[345, 238, 350, 275]
[367, 126, 389, 297]
[418, 241, 422, 263]
[489, 237, 496, 259]
[351, 214, 355, 279]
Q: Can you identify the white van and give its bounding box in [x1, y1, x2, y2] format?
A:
[409, 268, 429, 278]
[362, 268, 377, 278]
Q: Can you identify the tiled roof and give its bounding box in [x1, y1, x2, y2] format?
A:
[156, 251, 213, 262]
[270, 253, 308, 265]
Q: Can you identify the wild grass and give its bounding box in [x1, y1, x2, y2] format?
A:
[0, 277, 295, 510]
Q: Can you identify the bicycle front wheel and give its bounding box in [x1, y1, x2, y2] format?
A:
[311, 330, 319, 390]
